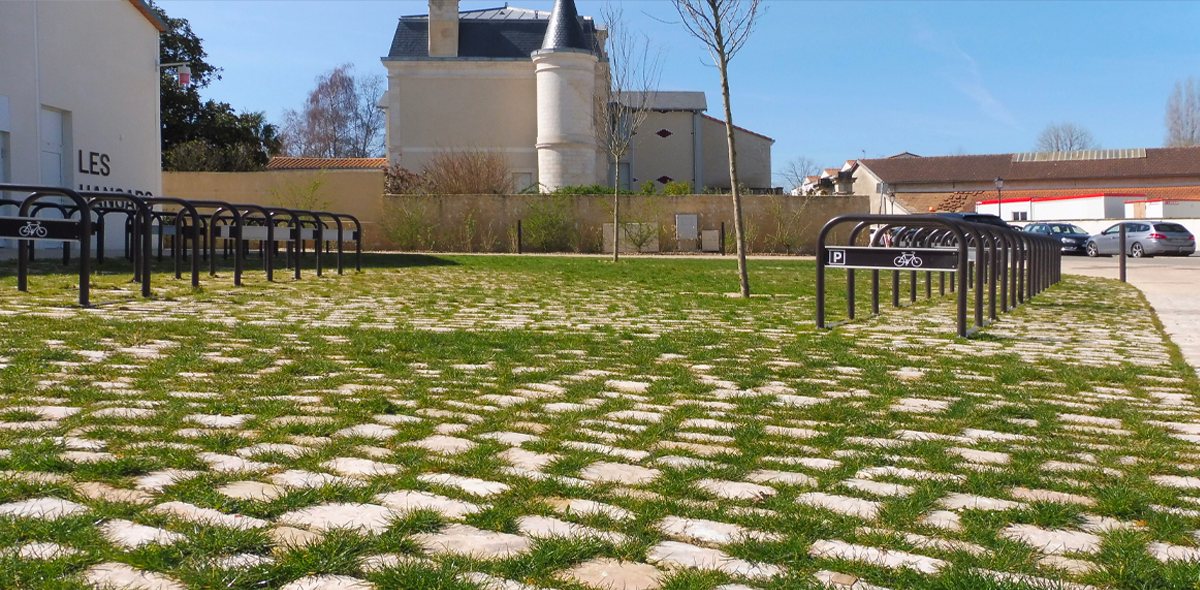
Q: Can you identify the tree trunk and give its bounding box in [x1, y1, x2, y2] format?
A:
[613, 166, 620, 262]
[717, 53, 750, 297]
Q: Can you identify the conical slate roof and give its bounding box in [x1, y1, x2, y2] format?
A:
[540, 0, 591, 52]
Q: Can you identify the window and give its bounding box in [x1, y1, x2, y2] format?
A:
[1155, 223, 1189, 233]
[1012, 211, 1028, 221]
[1132, 223, 1151, 233]
[1102, 225, 1120, 235]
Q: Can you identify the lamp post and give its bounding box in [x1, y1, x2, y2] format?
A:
[994, 177, 1004, 220]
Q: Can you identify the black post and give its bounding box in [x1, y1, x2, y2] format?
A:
[516, 220, 523, 254]
[871, 270, 880, 315]
[847, 269, 855, 320]
[1119, 223, 1127, 283]
[892, 270, 900, 307]
[720, 222, 726, 255]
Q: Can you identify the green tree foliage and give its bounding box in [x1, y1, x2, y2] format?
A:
[150, 1, 281, 171]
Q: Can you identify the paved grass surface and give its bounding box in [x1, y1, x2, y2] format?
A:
[0, 254, 1198, 590]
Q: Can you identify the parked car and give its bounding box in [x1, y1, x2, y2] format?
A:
[935, 212, 1012, 229]
[1022, 222, 1091, 254]
[1085, 221, 1196, 258]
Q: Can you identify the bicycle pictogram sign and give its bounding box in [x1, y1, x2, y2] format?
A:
[18, 221, 48, 238]
[893, 251, 924, 268]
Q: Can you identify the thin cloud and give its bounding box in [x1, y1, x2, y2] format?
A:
[914, 25, 1021, 130]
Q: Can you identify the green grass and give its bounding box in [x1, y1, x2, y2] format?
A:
[0, 253, 1196, 589]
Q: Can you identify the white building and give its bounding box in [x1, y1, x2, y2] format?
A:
[0, 0, 164, 196]
[1126, 197, 1200, 220]
[974, 193, 1131, 221]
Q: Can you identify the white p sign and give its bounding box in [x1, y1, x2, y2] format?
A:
[828, 249, 846, 265]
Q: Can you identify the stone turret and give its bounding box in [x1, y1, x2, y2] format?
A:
[531, 0, 599, 191]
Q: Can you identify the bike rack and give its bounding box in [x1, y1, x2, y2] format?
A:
[2, 184, 365, 302]
[0, 184, 95, 307]
[816, 214, 1062, 338]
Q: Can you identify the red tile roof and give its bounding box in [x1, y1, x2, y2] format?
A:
[266, 157, 388, 170]
[129, 0, 167, 32]
[861, 147, 1200, 184]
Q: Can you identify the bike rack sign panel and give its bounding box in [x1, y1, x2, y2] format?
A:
[0, 217, 89, 242]
[827, 246, 960, 271]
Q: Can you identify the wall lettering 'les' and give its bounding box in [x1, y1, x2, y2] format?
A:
[77, 150, 111, 177]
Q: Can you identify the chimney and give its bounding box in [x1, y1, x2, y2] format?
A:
[428, 0, 460, 57]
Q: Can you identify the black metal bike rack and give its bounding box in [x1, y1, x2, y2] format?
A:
[816, 214, 1062, 337]
[0, 185, 95, 306]
[2, 183, 365, 304]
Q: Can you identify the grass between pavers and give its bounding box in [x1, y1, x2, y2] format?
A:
[0, 254, 1196, 590]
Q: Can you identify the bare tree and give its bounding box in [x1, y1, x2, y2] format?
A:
[1035, 122, 1097, 152]
[595, 3, 663, 262]
[280, 64, 385, 158]
[673, 0, 761, 297]
[779, 156, 819, 194]
[1166, 77, 1200, 147]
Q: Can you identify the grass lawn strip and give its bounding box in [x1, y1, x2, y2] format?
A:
[0, 254, 1196, 590]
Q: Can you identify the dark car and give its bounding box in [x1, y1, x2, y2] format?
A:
[934, 212, 1012, 229]
[1022, 222, 1090, 254]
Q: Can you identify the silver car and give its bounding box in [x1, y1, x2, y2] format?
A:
[1086, 221, 1196, 257]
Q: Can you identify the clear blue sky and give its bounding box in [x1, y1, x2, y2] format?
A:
[160, 0, 1200, 184]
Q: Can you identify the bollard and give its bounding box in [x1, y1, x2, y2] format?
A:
[1118, 223, 1127, 283]
[517, 220, 523, 254]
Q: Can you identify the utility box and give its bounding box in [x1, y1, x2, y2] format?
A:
[675, 214, 698, 251]
[701, 229, 722, 252]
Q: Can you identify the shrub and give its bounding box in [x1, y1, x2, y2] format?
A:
[662, 180, 694, 196]
[422, 149, 514, 194]
[381, 195, 439, 251]
[552, 184, 632, 195]
[384, 166, 426, 194]
[270, 172, 331, 211]
[522, 196, 576, 252]
[640, 180, 657, 195]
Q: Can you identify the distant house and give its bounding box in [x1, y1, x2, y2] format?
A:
[380, 0, 773, 193]
[851, 147, 1200, 219]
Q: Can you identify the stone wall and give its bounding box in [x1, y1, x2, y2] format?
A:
[162, 171, 866, 253]
[380, 192, 867, 254]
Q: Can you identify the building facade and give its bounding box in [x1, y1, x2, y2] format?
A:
[852, 148, 1200, 217]
[381, 0, 773, 193]
[0, 0, 164, 196]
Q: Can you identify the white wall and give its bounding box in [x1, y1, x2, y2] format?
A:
[0, 0, 162, 251]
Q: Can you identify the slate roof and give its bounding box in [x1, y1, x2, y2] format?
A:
[540, 0, 589, 52]
[387, 4, 600, 60]
[860, 147, 1200, 185]
[266, 158, 388, 170]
